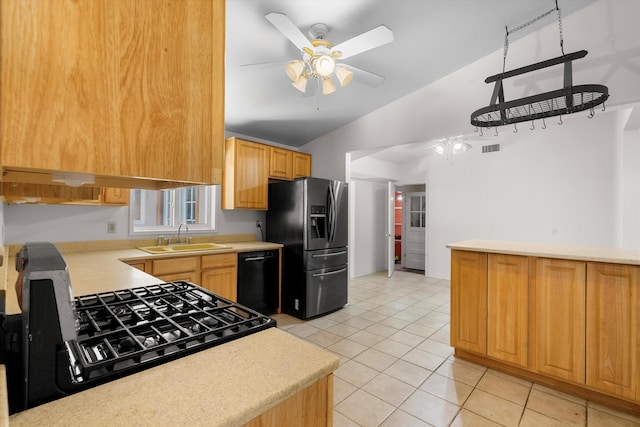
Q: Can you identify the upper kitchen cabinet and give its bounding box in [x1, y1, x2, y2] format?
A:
[0, 0, 224, 190]
[269, 147, 294, 180]
[293, 152, 312, 179]
[223, 137, 270, 210]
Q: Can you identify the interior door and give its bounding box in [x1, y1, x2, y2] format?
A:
[387, 181, 395, 278]
[404, 192, 426, 271]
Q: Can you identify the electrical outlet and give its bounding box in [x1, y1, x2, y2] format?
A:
[256, 220, 262, 228]
[107, 222, 117, 234]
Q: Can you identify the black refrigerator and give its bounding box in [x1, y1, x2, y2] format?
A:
[267, 177, 348, 319]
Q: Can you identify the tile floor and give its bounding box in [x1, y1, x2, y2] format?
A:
[272, 270, 640, 427]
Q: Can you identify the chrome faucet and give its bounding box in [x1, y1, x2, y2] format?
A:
[177, 223, 190, 244]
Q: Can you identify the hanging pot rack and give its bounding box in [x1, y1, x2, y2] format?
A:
[470, 1, 609, 130]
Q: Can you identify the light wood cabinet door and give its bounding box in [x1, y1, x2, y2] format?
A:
[223, 138, 269, 210]
[0, 182, 100, 204]
[487, 254, 528, 367]
[293, 152, 312, 178]
[201, 257, 238, 302]
[269, 147, 293, 180]
[101, 188, 130, 205]
[0, 0, 224, 188]
[586, 262, 640, 401]
[156, 271, 200, 284]
[530, 258, 585, 382]
[450, 250, 487, 354]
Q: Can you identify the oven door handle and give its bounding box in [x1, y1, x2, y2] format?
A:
[312, 267, 347, 277]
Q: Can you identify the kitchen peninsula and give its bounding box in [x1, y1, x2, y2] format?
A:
[1, 237, 338, 426]
[448, 240, 640, 414]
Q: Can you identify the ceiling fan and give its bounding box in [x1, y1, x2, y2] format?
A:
[259, 12, 394, 96]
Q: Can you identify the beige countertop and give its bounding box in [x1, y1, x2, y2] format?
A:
[9, 328, 339, 427]
[2, 238, 338, 427]
[447, 240, 640, 265]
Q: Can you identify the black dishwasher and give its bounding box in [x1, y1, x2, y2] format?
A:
[237, 250, 279, 315]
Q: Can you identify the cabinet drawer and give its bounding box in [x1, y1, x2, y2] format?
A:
[201, 253, 237, 270]
[152, 256, 198, 276]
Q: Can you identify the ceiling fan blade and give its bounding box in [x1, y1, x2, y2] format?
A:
[331, 25, 394, 60]
[265, 12, 313, 52]
[341, 64, 385, 87]
[240, 60, 289, 69]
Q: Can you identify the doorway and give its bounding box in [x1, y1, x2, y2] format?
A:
[390, 184, 427, 274]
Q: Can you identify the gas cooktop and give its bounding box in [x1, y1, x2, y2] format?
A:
[67, 281, 276, 383]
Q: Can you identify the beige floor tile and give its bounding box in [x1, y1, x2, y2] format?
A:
[333, 410, 361, 427]
[348, 329, 386, 347]
[305, 316, 339, 329]
[463, 389, 524, 427]
[420, 373, 473, 405]
[334, 360, 379, 388]
[373, 338, 414, 358]
[436, 358, 486, 387]
[359, 310, 390, 322]
[450, 409, 501, 427]
[531, 382, 586, 406]
[333, 376, 358, 405]
[328, 338, 369, 359]
[325, 323, 361, 338]
[380, 409, 432, 427]
[341, 316, 375, 330]
[476, 370, 531, 406]
[400, 389, 460, 427]
[378, 316, 411, 329]
[588, 401, 640, 424]
[402, 347, 448, 371]
[364, 323, 399, 338]
[371, 305, 401, 316]
[402, 322, 438, 338]
[353, 348, 398, 371]
[587, 406, 640, 426]
[416, 338, 454, 358]
[362, 373, 416, 407]
[384, 359, 432, 387]
[485, 368, 532, 388]
[304, 330, 342, 348]
[335, 389, 395, 427]
[392, 310, 425, 322]
[520, 408, 574, 427]
[341, 305, 367, 316]
[285, 323, 320, 338]
[429, 325, 451, 344]
[526, 388, 586, 426]
[388, 330, 426, 347]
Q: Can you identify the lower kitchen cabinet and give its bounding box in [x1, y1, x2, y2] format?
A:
[243, 374, 333, 427]
[586, 262, 640, 401]
[450, 250, 487, 354]
[487, 254, 528, 368]
[530, 258, 586, 383]
[450, 246, 640, 413]
[201, 253, 238, 301]
[151, 256, 199, 283]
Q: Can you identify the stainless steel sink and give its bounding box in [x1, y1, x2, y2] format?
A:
[138, 243, 231, 254]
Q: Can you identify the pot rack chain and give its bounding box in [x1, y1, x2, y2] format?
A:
[502, 0, 564, 74]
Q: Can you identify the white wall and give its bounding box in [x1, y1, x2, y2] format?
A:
[303, 0, 640, 279]
[623, 127, 640, 249]
[3, 186, 265, 244]
[351, 179, 387, 277]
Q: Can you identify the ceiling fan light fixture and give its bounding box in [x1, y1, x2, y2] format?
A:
[292, 73, 309, 93]
[435, 144, 445, 155]
[335, 66, 353, 87]
[285, 60, 305, 81]
[314, 55, 335, 77]
[322, 77, 337, 95]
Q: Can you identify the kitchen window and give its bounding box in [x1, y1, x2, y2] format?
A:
[129, 186, 217, 234]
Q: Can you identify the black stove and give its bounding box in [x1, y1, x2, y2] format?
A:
[1, 242, 276, 414]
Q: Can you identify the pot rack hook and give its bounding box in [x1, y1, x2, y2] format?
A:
[474, 126, 479, 133]
[494, 127, 499, 137]
[513, 123, 518, 133]
[588, 106, 595, 118]
[530, 120, 535, 130]
[542, 117, 547, 129]
[479, 127, 484, 136]
[602, 101, 606, 112]
[558, 115, 563, 125]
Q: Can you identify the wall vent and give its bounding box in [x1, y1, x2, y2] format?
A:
[482, 144, 501, 153]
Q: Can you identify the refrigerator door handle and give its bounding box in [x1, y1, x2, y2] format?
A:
[328, 182, 337, 243]
[311, 251, 347, 258]
[312, 267, 347, 277]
